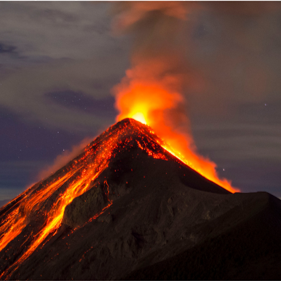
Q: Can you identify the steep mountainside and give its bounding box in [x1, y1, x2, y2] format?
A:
[0, 118, 280, 280]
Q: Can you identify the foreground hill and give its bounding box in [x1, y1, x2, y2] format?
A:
[0, 118, 280, 279]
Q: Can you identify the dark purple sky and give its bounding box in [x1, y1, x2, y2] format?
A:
[0, 2, 280, 204]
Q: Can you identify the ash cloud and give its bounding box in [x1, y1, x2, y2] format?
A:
[111, 1, 281, 134]
[111, 2, 281, 194]
[111, 2, 195, 131]
[112, 2, 281, 112]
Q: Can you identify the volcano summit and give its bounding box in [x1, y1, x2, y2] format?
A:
[0, 118, 281, 279]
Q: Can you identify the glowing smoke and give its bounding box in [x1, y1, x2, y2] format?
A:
[111, 2, 239, 192]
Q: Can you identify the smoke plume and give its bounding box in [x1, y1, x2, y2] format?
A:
[112, 2, 193, 136]
[111, 2, 238, 192]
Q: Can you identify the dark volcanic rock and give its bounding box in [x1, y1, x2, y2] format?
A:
[62, 182, 109, 228]
[1, 118, 281, 280]
[125, 193, 281, 280]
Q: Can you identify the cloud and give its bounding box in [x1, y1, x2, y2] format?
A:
[204, 2, 280, 15]
[2, 2, 280, 134]
[184, 2, 281, 111]
[0, 43, 17, 54]
[194, 122, 281, 162]
[0, 57, 127, 132]
[0, 2, 118, 60]
[111, 2, 191, 32]
[111, 2, 281, 114]
[0, 2, 130, 132]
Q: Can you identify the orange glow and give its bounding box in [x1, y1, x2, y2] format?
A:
[0, 130, 124, 278]
[132, 112, 147, 124]
[0, 97, 238, 278]
[114, 64, 239, 193]
[1, 118, 179, 278]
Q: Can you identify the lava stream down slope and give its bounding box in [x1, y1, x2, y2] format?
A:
[1, 118, 281, 280]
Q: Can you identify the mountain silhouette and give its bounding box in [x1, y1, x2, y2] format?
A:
[0, 118, 281, 279]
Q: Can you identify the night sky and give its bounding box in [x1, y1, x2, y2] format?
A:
[0, 2, 281, 206]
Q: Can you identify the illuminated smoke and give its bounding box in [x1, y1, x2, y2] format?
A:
[112, 2, 239, 193]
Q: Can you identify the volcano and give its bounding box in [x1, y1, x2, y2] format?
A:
[1, 118, 281, 279]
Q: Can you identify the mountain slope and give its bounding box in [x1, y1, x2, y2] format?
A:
[126, 192, 281, 280]
[0, 118, 280, 279]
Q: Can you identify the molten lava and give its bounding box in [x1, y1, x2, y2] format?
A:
[115, 80, 239, 193]
[0, 118, 181, 278]
[0, 122, 130, 278]
[0, 117, 237, 278]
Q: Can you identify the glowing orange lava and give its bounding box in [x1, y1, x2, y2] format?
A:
[0, 105, 238, 278]
[115, 80, 239, 193]
[0, 117, 179, 278]
[0, 130, 124, 278]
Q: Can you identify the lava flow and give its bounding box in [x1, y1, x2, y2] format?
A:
[0, 118, 181, 278]
[0, 121, 135, 278]
[115, 78, 239, 193]
[0, 116, 237, 278]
